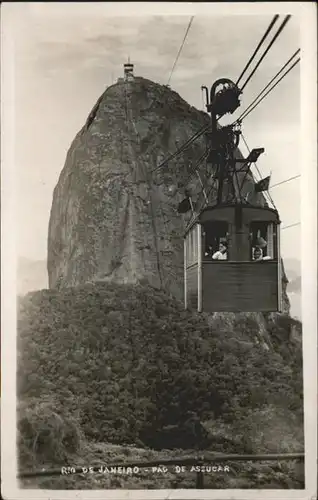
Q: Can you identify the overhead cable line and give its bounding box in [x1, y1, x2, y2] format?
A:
[236, 48, 300, 123]
[240, 133, 263, 183]
[199, 175, 218, 211]
[270, 174, 300, 189]
[240, 133, 276, 209]
[182, 149, 211, 188]
[152, 124, 210, 173]
[240, 15, 292, 92]
[236, 15, 279, 87]
[152, 125, 208, 173]
[281, 222, 300, 231]
[185, 173, 219, 231]
[167, 16, 194, 86]
[237, 56, 300, 123]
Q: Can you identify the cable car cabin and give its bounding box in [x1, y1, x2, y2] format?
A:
[184, 204, 282, 313]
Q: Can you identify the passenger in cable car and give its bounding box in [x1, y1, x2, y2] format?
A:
[253, 246, 272, 261]
[205, 245, 214, 258]
[256, 235, 267, 248]
[253, 247, 263, 261]
[250, 224, 272, 261]
[212, 241, 228, 260]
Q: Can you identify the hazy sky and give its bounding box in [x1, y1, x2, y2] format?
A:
[5, 3, 301, 261]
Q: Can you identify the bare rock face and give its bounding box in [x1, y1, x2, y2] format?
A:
[47, 76, 289, 313]
[48, 78, 206, 297]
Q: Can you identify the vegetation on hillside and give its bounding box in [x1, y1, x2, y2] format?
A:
[17, 282, 304, 488]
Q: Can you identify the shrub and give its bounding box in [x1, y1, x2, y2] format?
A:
[17, 395, 84, 467]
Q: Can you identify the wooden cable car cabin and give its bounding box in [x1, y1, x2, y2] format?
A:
[184, 204, 282, 313]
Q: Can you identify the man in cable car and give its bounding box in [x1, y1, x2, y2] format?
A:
[212, 241, 228, 260]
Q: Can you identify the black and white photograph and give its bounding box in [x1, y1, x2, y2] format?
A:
[1, 2, 317, 498]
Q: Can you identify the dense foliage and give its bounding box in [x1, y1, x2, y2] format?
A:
[17, 282, 304, 487]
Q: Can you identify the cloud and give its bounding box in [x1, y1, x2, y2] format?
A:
[17, 13, 299, 80]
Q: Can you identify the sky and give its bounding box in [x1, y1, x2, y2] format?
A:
[4, 2, 301, 262]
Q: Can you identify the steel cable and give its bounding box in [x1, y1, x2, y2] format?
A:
[167, 16, 194, 86]
[236, 48, 300, 123]
[240, 15, 292, 91]
[238, 57, 300, 123]
[236, 15, 280, 86]
[151, 124, 210, 173]
[240, 133, 277, 209]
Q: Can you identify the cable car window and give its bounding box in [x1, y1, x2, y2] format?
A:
[250, 221, 276, 261]
[186, 235, 190, 267]
[186, 225, 199, 267]
[203, 221, 229, 260]
[272, 224, 278, 259]
[194, 226, 198, 262]
[189, 229, 193, 266]
[267, 223, 274, 259]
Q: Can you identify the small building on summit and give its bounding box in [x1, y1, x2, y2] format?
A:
[117, 60, 135, 83]
[124, 59, 134, 81]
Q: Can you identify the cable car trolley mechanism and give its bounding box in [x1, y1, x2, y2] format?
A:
[180, 78, 283, 313]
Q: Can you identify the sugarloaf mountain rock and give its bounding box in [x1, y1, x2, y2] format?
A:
[47, 76, 289, 312]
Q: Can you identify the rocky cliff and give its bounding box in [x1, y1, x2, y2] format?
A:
[47, 76, 289, 312]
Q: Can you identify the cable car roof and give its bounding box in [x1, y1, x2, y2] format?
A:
[184, 203, 280, 236]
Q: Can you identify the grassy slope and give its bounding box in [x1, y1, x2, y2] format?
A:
[17, 282, 304, 489]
